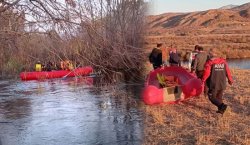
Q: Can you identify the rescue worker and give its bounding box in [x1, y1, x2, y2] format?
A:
[202, 48, 233, 114]
[60, 60, 66, 70]
[60, 60, 74, 70]
[45, 61, 53, 71]
[35, 61, 42, 72]
[67, 60, 74, 70]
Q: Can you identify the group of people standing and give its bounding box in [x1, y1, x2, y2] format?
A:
[149, 43, 233, 115]
[149, 43, 181, 69]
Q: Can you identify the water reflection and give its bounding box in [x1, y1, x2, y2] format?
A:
[0, 98, 31, 120]
[0, 78, 143, 145]
[227, 58, 250, 69]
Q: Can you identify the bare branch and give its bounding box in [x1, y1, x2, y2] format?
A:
[0, 0, 21, 13]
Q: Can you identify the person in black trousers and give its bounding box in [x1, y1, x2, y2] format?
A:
[149, 43, 163, 69]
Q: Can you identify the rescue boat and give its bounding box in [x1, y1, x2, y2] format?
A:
[20, 66, 93, 81]
[142, 66, 203, 105]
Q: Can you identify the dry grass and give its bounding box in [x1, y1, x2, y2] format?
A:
[142, 69, 250, 145]
[144, 34, 250, 60]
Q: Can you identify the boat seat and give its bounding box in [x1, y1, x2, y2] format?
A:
[156, 73, 179, 88]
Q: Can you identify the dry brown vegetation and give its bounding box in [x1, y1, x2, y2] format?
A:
[145, 3, 250, 59]
[142, 69, 250, 145]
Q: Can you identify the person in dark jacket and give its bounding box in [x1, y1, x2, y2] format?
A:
[202, 48, 233, 114]
[149, 43, 163, 69]
[192, 46, 209, 96]
[192, 46, 209, 78]
[45, 61, 53, 71]
[169, 48, 181, 66]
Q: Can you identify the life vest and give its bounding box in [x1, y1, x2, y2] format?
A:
[61, 60, 74, 70]
[68, 62, 74, 70]
[35, 63, 42, 72]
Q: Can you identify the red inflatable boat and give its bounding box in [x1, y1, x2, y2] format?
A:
[20, 66, 93, 81]
[142, 66, 203, 105]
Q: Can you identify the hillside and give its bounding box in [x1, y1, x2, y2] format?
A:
[145, 3, 250, 59]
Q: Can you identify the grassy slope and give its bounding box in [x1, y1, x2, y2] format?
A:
[142, 69, 249, 145]
[145, 4, 250, 59]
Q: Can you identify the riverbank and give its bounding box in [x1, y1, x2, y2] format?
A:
[142, 69, 249, 144]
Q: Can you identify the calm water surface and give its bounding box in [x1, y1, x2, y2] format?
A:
[0, 78, 144, 145]
[227, 58, 250, 69]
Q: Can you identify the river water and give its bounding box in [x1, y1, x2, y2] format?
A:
[0, 78, 144, 145]
[182, 58, 250, 69]
[227, 58, 250, 69]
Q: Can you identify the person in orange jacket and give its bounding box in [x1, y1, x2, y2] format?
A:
[60, 60, 74, 70]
